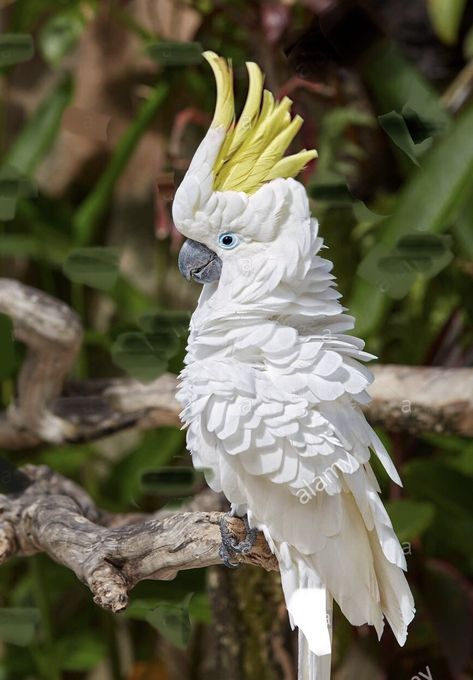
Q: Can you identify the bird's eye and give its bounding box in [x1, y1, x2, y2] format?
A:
[218, 232, 240, 250]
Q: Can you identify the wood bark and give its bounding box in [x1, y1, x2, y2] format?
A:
[0, 465, 277, 612]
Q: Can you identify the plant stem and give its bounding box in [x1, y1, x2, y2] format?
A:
[101, 610, 122, 680]
[30, 556, 61, 680]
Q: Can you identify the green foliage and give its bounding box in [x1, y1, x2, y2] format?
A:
[385, 499, 435, 542]
[6, 76, 73, 175]
[105, 428, 185, 506]
[404, 460, 473, 567]
[350, 101, 473, 335]
[72, 81, 169, 246]
[0, 166, 36, 220]
[428, 0, 468, 44]
[111, 311, 189, 381]
[146, 600, 192, 649]
[53, 631, 107, 671]
[358, 233, 453, 299]
[0, 314, 16, 380]
[0, 608, 41, 646]
[146, 41, 203, 65]
[0, 34, 34, 68]
[39, 8, 86, 67]
[378, 111, 421, 166]
[63, 247, 120, 291]
[362, 42, 450, 127]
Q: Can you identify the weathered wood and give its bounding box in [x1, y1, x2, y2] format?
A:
[0, 465, 277, 612]
[368, 364, 473, 436]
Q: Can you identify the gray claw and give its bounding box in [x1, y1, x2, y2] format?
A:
[218, 514, 257, 568]
[232, 527, 258, 555]
[218, 543, 240, 569]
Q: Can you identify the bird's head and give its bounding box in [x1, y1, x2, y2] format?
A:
[172, 51, 317, 287]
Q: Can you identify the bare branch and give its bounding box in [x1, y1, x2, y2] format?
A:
[368, 364, 473, 436]
[0, 465, 277, 612]
[0, 278, 179, 448]
[1, 277, 473, 449]
[0, 279, 83, 446]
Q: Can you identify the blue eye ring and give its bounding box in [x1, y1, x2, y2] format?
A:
[218, 232, 240, 250]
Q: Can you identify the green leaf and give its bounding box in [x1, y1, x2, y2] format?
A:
[403, 460, 473, 560]
[106, 428, 185, 505]
[0, 234, 37, 258]
[350, 102, 473, 335]
[0, 314, 16, 380]
[422, 434, 473, 477]
[7, 75, 73, 175]
[352, 201, 387, 225]
[385, 500, 435, 542]
[110, 332, 167, 382]
[0, 169, 19, 221]
[378, 111, 420, 165]
[111, 311, 188, 382]
[39, 10, 85, 67]
[146, 601, 191, 649]
[37, 445, 96, 476]
[125, 594, 194, 649]
[421, 560, 472, 676]
[361, 43, 450, 129]
[0, 608, 41, 646]
[453, 175, 473, 258]
[357, 234, 453, 299]
[55, 631, 107, 671]
[0, 166, 36, 221]
[314, 108, 375, 183]
[188, 592, 212, 624]
[428, 0, 468, 44]
[63, 247, 120, 290]
[73, 81, 168, 245]
[146, 41, 203, 65]
[138, 310, 190, 338]
[402, 105, 445, 144]
[0, 34, 33, 68]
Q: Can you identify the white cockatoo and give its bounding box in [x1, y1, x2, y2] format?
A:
[172, 51, 415, 680]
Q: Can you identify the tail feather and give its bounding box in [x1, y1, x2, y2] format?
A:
[298, 629, 331, 680]
[274, 539, 332, 679]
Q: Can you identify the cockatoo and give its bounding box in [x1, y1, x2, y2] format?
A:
[173, 51, 415, 680]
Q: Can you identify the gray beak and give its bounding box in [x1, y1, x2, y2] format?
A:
[178, 238, 222, 284]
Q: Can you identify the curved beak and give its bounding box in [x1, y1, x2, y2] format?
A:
[178, 238, 222, 284]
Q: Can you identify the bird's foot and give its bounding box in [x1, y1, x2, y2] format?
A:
[218, 514, 258, 569]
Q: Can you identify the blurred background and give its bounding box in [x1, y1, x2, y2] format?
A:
[1, 0, 473, 678]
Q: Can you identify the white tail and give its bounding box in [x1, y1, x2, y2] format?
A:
[272, 540, 333, 679]
[298, 629, 332, 680]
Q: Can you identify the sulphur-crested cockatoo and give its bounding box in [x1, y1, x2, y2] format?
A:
[173, 51, 415, 680]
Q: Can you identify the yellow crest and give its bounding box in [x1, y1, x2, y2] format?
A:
[203, 51, 317, 195]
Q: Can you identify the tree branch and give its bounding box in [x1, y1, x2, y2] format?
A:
[368, 364, 473, 436]
[1, 277, 473, 449]
[0, 465, 277, 612]
[1, 279, 472, 614]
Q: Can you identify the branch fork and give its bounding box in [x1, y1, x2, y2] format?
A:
[0, 465, 277, 612]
